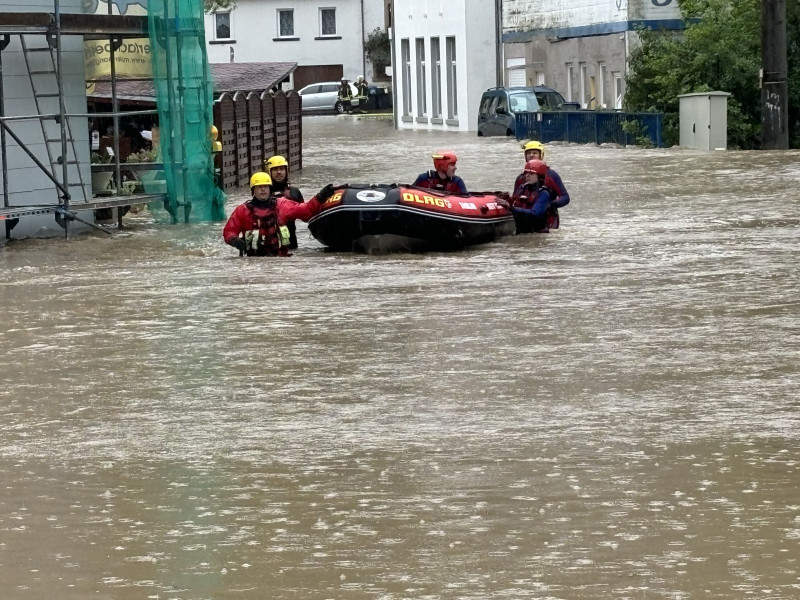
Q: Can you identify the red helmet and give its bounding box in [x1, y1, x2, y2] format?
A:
[523, 159, 548, 176]
[432, 151, 457, 172]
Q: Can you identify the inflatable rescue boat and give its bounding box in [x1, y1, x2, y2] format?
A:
[307, 184, 515, 253]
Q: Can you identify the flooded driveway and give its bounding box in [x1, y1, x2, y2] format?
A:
[1, 115, 799, 599]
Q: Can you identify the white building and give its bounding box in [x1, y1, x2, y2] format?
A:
[391, 0, 499, 132]
[501, 0, 682, 109]
[204, 0, 388, 90]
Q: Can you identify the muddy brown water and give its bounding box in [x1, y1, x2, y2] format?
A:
[1, 116, 799, 599]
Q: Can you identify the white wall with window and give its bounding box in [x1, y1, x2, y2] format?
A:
[392, 0, 496, 132]
[204, 0, 385, 84]
[501, 0, 681, 109]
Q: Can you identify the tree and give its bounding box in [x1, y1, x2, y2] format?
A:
[626, 0, 798, 149]
[364, 28, 391, 79]
[204, 0, 236, 12]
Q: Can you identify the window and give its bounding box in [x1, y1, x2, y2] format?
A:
[320, 8, 336, 36]
[510, 92, 539, 112]
[445, 36, 457, 119]
[613, 72, 623, 109]
[496, 93, 508, 113]
[401, 39, 411, 117]
[535, 90, 562, 110]
[598, 63, 606, 108]
[566, 63, 574, 101]
[506, 57, 525, 87]
[415, 38, 427, 117]
[579, 62, 587, 108]
[278, 9, 294, 37]
[478, 95, 492, 116]
[215, 12, 231, 40]
[430, 37, 442, 118]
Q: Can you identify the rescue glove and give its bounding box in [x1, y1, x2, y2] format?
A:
[229, 237, 247, 253]
[317, 183, 336, 202]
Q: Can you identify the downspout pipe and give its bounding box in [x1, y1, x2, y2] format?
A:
[495, 0, 503, 87]
[361, 0, 366, 79]
[390, 0, 397, 129]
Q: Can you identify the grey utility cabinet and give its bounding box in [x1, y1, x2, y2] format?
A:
[678, 91, 730, 151]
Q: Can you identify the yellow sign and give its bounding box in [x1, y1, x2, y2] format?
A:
[85, 39, 152, 92]
[84, 1, 151, 92]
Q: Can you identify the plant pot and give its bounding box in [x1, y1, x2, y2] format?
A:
[91, 171, 113, 193]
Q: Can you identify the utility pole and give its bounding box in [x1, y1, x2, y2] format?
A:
[761, 0, 788, 149]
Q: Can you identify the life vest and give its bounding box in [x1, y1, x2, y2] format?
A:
[338, 85, 352, 101]
[245, 201, 291, 256]
[512, 184, 551, 209]
[512, 184, 558, 233]
[422, 171, 462, 194]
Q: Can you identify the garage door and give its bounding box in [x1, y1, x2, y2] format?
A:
[507, 58, 526, 87]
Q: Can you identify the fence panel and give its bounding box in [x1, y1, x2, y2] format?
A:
[233, 92, 250, 188]
[261, 91, 277, 161]
[516, 111, 663, 147]
[273, 90, 289, 158]
[246, 92, 263, 174]
[212, 90, 303, 190]
[286, 90, 302, 172]
[217, 93, 238, 190]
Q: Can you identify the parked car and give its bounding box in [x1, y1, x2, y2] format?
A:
[477, 86, 579, 137]
[297, 81, 360, 114]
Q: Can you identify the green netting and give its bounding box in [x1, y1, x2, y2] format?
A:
[147, 0, 226, 223]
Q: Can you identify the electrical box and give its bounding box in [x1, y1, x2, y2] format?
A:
[678, 91, 730, 150]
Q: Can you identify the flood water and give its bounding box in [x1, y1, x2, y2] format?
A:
[1, 116, 799, 600]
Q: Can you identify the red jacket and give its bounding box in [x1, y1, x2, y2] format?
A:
[223, 195, 324, 254]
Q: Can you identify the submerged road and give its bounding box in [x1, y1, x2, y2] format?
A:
[1, 116, 799, 599]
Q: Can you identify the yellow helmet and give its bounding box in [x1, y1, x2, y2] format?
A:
[521, 140, 546, 160]
[210, 125, 222, 152]
[265, 155, 289, 171]
[249, 172, 272, 189]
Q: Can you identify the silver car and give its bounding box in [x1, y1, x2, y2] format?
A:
[298, 81, 360, 113]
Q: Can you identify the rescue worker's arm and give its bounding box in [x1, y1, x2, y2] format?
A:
[453, 176, 468, 194]
[278, 184, 335, 222]
[546, 169, 570, 208]
[222, 204, 249, 246]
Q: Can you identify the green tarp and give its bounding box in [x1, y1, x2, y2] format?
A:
[147, 0, 225, 223]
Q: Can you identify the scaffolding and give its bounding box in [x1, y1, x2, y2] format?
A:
[0, 5, 166, 238]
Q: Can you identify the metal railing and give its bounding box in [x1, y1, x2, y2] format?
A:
[515, 111, 663, 147]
